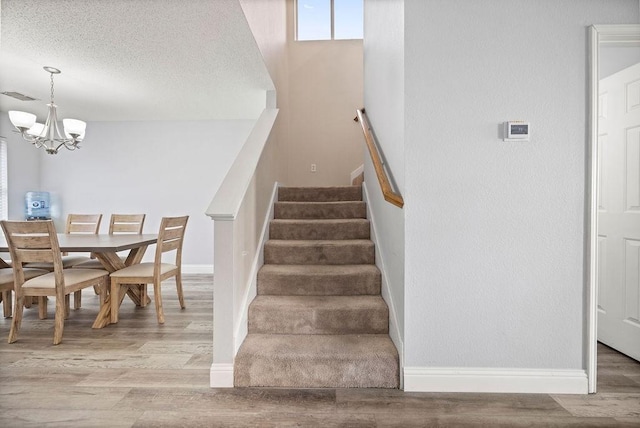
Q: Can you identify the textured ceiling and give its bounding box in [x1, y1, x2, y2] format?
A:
[0, 0, 274, 123]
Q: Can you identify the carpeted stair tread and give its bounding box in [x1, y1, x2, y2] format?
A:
[257, 264, 381, 296]
[235, 185, 399, 389]
[248, 295, 388, 335]
[264, 239, 375, 265]
[234, 334, 399, 388]
[274, 201, 367, 219]
[269, 219, 370, 240]
[278, 186, 362, 202]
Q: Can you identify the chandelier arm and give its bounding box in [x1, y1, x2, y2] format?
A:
[32, 138, 48, 150]
[18, 132, 38, 143]
[52, 141, 67, 154]
[51, 141, 80, 154]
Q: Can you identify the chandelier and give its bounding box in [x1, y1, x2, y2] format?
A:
[8, 66, 86, 155]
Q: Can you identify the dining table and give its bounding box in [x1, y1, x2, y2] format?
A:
[0, 233, 158, 328]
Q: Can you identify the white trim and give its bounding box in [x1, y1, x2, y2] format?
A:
[596, 24, 640, 46]
[586, 24, 640, 395]
[587, 25, 599, 395]
[404, 367, 588, 394]
[182, 264, 213, 275]
[362, 182, 404, 388]
[210, 363, 234, 388]
[350, 164, 364, 184]
[0, 141, 7, 221]
[233, 182, 279, 354]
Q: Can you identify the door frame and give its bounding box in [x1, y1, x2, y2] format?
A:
[587, 24, 640, 394]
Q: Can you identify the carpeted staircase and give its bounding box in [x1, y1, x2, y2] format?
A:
[234, 186, 399, 388]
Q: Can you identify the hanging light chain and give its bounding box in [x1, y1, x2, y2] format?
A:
[50, 71, 55, 104]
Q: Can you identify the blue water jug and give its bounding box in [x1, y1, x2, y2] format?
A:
[25, 191, 51, 220]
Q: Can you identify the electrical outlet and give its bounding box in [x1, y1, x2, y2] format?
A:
[311, 163, 317, 173]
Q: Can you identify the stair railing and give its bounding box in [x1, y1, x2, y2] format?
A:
[355, 108, 404, 208]
[205, 108, 280, 387]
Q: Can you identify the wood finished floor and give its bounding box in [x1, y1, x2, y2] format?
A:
[1, 274, 639, 427]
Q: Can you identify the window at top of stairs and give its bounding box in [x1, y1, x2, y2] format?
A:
[296, 0, 363, 41]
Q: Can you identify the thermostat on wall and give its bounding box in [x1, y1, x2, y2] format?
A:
[504, 121, 530, 142]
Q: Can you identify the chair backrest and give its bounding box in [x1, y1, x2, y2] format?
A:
[154, 216, 189, 268]
[66, 214, 102, 234]
[1, 220, 64, 289]
[109, 214, 145, 234]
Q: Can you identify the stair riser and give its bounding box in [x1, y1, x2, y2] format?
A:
[264, 242, 375, 265]
[235, 353, 399, 388]
[249, 305, 388, 335]
[257, 271, 381, 296]
[279, 186, 362, 202]
[274, 202, 366, 219]
[269, 221, 370, 240]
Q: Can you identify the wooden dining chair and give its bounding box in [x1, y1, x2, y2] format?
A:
[109, 216, 188, 324]
[65, 213, 103, 234]
[73, 214, 146, 270]
[26, 214, 102, 309]
[27, 214, 103, 266]
[1, 220, 109, 345]
[65, 213, 104, 256]
[0, 267, 49, 318]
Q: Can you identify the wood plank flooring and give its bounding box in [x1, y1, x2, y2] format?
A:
[1, 274, 639, 427]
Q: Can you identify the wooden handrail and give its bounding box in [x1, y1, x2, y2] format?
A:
[355, 108, 404, 208]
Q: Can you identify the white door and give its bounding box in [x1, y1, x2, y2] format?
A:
[597, 62, 640, 361]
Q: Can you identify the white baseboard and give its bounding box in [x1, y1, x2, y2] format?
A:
[404, 367, 588, 394]
[182, 265, 213, 274]
[350, 164, 364, 184]
[362, 182, 404, 388]
[210, 363, 234, 388]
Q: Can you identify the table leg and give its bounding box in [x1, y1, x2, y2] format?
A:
[92, 294, 112, 329]
[91, 246, 151, 328]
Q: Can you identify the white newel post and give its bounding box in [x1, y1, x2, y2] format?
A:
[210, 219, 235, 387]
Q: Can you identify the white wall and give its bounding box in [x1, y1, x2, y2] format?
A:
[0, 113, 41, 261]
[363, 0, 405, 347]
[36, 120, 254, 267]
[239, 0, 290, 186]
[239, 0, 287, 91]
[0, 114, 40, 220]
[240, 0, 364, 187]
[401, 0, 638, 375]
[284, 0, 364, 186]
